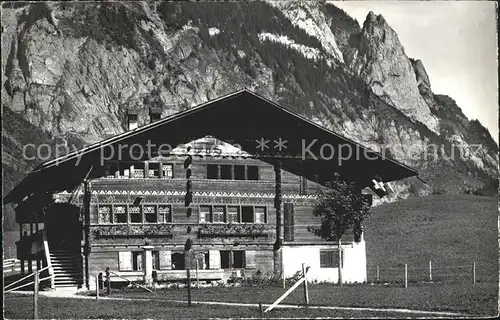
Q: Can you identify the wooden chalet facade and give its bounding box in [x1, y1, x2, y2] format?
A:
[5, 89, 418, 289]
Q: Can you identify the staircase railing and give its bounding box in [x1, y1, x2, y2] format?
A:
[4, 265, 53, 292]
[42, 230, 55, 289]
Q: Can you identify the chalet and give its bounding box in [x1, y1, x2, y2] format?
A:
[5, 89, 418, 289]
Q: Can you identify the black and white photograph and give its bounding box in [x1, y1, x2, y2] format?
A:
[2, 1, 498, 319]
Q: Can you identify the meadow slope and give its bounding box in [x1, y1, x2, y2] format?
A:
[365, 194, 498, 283]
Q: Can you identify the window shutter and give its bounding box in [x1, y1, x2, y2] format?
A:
[160, 250, 172, 270]
[209, 250, 221, 269]
[119, 252, 132, 271]
[245, 250, 257, 269]
[284, 203, 294, 241]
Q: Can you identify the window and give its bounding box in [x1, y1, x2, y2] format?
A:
[172, 252, 185, 270]
[255, 207, 266, 223]
[213, 206, 225, 223]
[132, 163, 145, 178]
[152, 251, 160, 270]
[220, 251, 231, 269]
[133, 168, 144, 178]
[199, 206, 212, 223]
[150, 113, 161, 123]
[119, 252, 132, 270]
[241, 206, 254, 223]
[233, 251, 245, 268]
[104, 162, 117, 178]
[195, 251, 209, 269]
[207, 164, 259, 181]
[197, 205, 266, 224]
[149, 162, 160, 178]
[207, 164, 218, 179]
[220, 251, 246, 269]
[227, 206, 240, 223]
[158, 205, 172, 223]
[247, 166, 259, 180]
[320, 250, 339, 268]
[132, 252, 143, 271]
[144, 205, 158, 223]
[114, 205, 127, 223]
[220, 165, 232, 179]
[98, 205, 112, 223]
[129, 205, 142, 223]
[234, 165, 245, 180]
[163, 164, 173, 178]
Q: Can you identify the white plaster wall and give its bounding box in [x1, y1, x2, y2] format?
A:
[282, 240, 366, 283]
[342, 240, 367, 283]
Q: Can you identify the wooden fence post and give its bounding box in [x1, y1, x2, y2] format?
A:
[187, 268, 192, 307]
[404, 264, 408, 288]
[105, 267, 110, 296]
[429, 261, 432, 282]
[472, 262, 476, 284]
[376, 266, 379, 282]
[96, 275, 99, 300]
[338, 241, 343, 286]
[196, 260, 200, 290]
[259, 302, 263, 319]
[282, 256, 285, 289]
[33, 271, 39, 320]
[302, 263, 309, 306]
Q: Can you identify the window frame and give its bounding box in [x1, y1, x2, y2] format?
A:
[144, 204, 159, 223]
[128, 205, 143, 224]
[234, 165, 246, 180]
[198, 205, 267, 224]
[158, 204, 173, 223]
[171, 251, 185, 270]
[241, 205, 254, 223]
[212, 205, 226, 224]
[254, 206, 267, 224]
[148, 162, 161, 178]
[227, 206, 241, 224]
[207, 164, 219, 179]
[98, 204, 174, 225]
[220, 250, 246, 269]
[246, 165, 259, 180]
[206, 164, 260, 181]
[132, 251, 143, 271]
[113, 204, 128, 224]
[220, 164, 233, 180]
[199, 205, 212, 224]
[97, 204, 113, 224]
[162, 163, 174, 179]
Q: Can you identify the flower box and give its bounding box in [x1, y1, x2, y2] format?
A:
[198, 224, 269, 238]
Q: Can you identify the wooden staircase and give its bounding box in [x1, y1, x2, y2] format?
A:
[49, 250, 83, 287]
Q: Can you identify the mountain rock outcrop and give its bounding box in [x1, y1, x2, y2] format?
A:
[347, 11, 440, 133]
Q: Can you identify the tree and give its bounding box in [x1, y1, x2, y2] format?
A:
[308, 173, 371, 284]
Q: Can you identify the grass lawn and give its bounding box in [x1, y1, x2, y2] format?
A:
[84, 281, 496, 316]
[366, 195, 498, 283]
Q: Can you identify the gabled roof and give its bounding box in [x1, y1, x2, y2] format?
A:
[4, 89, 418, 204]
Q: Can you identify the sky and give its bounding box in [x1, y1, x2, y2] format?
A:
[332, 0, 498, 142]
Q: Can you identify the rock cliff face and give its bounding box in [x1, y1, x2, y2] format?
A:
[347, 12, 440, 132]
[1, 2, 498, 228]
